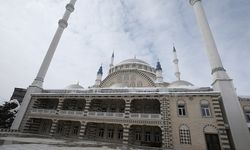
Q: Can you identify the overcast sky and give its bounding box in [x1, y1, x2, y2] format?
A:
[0, 0, 249, 103]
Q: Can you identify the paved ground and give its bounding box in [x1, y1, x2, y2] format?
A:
[0, 137, 160, 150]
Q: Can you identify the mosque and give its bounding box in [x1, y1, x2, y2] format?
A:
[8, 0, 250, 150]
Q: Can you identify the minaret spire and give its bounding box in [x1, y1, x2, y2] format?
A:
[110, 51, 114, 68]
[11, 0, 77, 130]
[95, 65, 103, 87]
[173, 46, 181, 81]
[155, 60, 163, 83]
[189, 0, 250, 149]
[32, 0, 77, 88]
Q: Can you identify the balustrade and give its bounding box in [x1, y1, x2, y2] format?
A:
[130, 113, 161, 119]
[31, 109, 161, 120]
[88, 111, 124, 118]
[31, 109, 56, 114]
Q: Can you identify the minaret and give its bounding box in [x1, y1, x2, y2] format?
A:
[110, 52, 114, 68]
[11, 0, 77, 130]
[155, 60, 163, 83]
[32, 0, 77, 88]
[95, 65, 103, 86]
[173, 46, 181, 81]
[189, 0, 250, 149]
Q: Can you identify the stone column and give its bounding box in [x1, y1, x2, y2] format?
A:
[189, 0, 250, 149]
[124, 98, 131, 118]
[84, 98, 92, 116]
[122, 124, 130, 144]
[160, 98, 173, 149]
[79, 121, 87, 139]
[211, 97, 231, 150]
[49, 119, 58, 137]
[56, 98, 64, 112]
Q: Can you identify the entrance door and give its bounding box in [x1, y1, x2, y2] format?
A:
[205, 134, 221, 150]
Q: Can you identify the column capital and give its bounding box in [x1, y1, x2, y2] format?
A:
[59, 98, 64, 102]
[189, 0, 201, 6]
[52, 119, 58, 122]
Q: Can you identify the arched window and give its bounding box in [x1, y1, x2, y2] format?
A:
[130, 82, 135, 87]
[177, 100, 187, 116]
[179, 125, 191, 144]
[137, 81, 143, 87]
[200, 100, 211, 117]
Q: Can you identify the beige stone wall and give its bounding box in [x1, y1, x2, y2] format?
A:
[169, 95, 222, 150]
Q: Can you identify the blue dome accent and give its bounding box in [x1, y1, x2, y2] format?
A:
[97, 66, 103, 75]
[173, 46, 176, 52]
[156, 61, 162, 71]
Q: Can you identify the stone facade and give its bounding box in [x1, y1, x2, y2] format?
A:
[15, 58, 239, 150]
[19, 89, 233, 150]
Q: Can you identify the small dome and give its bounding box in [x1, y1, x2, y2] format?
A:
[65, 83, 84, 90]
[118, 58, 150, 66]
[168, 80, 194, 88]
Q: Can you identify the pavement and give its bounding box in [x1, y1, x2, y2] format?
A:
[0, 136, 159, 150]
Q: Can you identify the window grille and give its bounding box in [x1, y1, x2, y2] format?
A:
[180, 125, 191, 144]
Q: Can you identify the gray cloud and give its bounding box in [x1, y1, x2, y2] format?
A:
[0, 0, 249, 103]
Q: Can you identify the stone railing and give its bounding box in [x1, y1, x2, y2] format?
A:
[88, 111, 124, 118]
[31, 109, 56, 114]
[0, 129, 20, 136]
[30, 109, 161, 120]
[58, 110, 84, 116]
[0, 129, 19, 132]
[130, 113, 161, 120]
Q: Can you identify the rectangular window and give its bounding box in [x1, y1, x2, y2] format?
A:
[118, 129, 123, 139]
[154, 132, 160, 142]
[135, 132, 141, 141]
[178, 105, 186, 116]
[201, 105, 211, 117]
[72, 126, 79, 135]
[98, 128, 104, 137]
[145, 132, 151, 142]
[108, 129, 114, 139]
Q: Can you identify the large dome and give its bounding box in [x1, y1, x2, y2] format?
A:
[103, 58, 157, 88]
[65, 83, 84, 90]
[118, 58, 150, 66]
[168, 80, 194, 88]
[109, 58, 155, 75]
